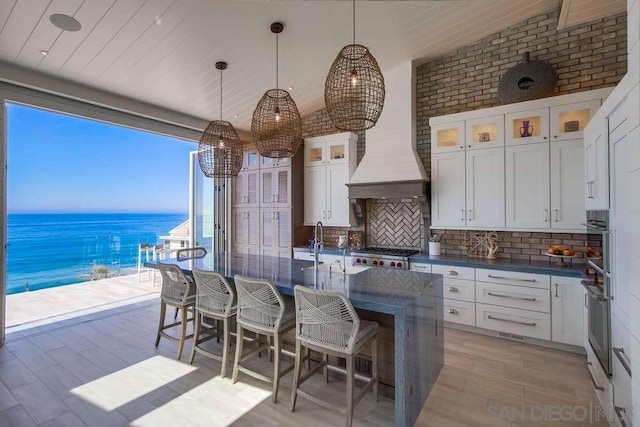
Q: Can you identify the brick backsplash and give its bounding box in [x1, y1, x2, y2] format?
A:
[430, 229, 602, 263]
[299, 9, 626, 251]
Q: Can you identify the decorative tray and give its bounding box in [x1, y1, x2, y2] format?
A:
[545, 252, 578, 267]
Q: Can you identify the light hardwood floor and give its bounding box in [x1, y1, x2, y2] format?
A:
[0, 300, 606, 426]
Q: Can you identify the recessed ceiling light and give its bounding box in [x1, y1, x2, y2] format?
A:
[39, 50, 49, 56]
[288, 86, 294, 91]
[49, 14, 82, 32]
[233, 115, 239, 118]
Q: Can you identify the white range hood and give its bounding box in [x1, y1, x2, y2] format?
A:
[347, 61, 429, 199]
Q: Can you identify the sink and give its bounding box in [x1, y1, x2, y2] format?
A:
[303, 263, 370, 275]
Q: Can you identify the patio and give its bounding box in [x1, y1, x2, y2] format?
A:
[6, 273, 160, 335]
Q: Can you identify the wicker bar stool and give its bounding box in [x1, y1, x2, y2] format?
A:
[155, 263, 196, 360]
[189, 269, 236, 378]
[290, 285, 378, 427]
[231, 275, 296, 403]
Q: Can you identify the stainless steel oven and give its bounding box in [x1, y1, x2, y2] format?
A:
[581, 210, 611, 376]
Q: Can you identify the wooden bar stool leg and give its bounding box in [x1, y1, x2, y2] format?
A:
[155, 301, 167, 347]
[272, 333, 282, 403]
[176, 306, 188, 360]
[372, 337, 378, 402]
[346, 354, 355, 427]
[221, 317, 231, 378]
[189, 311, 201, 364]
[232, 325, 244, 384]
[323, 353, 329, 383]
[290, 339, 302, 412]
[306, 346, 311, 371]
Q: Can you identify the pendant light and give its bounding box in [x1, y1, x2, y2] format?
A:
[251, 22, 302, 158]
[198, 61, 243, 178]
[325, 0, 385, 131]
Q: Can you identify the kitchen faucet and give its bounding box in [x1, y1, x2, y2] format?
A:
[314, 221, 324, 271]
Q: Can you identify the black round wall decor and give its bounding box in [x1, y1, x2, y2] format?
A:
[497, 52, 557, 104]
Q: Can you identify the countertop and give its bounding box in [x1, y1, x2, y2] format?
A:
[293, 246, 585, 278]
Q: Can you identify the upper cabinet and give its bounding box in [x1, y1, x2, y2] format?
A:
[261, 156, 290, 169]
[430, 87, 613, 232]
[431, 122, 465, 153]
[241, 148, 260, 171]
[550, 100, 601, 142]
[505, 107, 550, 145]
[465, 115, 505, 150]
[303, 132, 357, 226]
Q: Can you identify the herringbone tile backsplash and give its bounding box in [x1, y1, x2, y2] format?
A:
[367, 200, 423, 249]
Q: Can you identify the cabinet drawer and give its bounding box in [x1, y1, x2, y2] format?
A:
[476, 282, 550, 313]
[611, 315, 632, 377]
[432, 264, 474, 281]
[410, 263, 431, 273]
[586, 343, 613, 418]
[443, 278, 475, 302]
[476, 268, 550, 289]
[293, 251, 314, 261]
[476, 303, 551, 340]
[612, 354, 633, 427]
[444, 299, 475, 326]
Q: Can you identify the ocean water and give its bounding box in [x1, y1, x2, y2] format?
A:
[7, 213, 187, 294]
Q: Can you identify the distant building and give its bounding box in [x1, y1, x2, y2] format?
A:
[159, 219, 190, 253]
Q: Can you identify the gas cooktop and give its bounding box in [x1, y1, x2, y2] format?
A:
[351, 247, 419, 257]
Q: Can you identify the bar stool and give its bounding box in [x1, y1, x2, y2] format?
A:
[137, 243, 155, 284]
[189, 269, 236, 378]
[155, 263, 196, 360]
[290, 285, 378, 427]
[173, 247, 207, 320]
[231, 275, 296, 403]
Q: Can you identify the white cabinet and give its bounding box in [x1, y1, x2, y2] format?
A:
[430, 152, 466, 228]
[260, 208, 291, 258]
[303, 132, 357, 227]
[410, 262, 431, 273]
[465, 147, 505, 228]
[431, 121, 465, 153]
[550, 140, 585, 230]
[260, 167, 290, 207]
[505, 107, 550, 145]
[551, 276, 585, 347]
[584, 117, 609, 210]
[464, 115, 505, 150]
[549, 100, 601, 142]
[233, 169, 259, 208]
[233, 208, 259, 253]
[505, 143, 550, 229]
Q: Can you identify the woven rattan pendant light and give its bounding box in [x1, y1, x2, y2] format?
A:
[198, 61, 243, 178]
[325, 0, 385, 131]
[251, 22, 302, 158]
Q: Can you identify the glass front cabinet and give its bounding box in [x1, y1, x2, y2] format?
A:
[464, 115, 505, 150]
[431, 121, 465, 153]
[549, 100, 601, 142]
[505, 108, 550, 145]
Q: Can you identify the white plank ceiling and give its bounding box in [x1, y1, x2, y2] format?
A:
[0, 0, 625, 131]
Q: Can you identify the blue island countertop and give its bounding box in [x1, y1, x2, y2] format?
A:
[148, 252, 444, 427]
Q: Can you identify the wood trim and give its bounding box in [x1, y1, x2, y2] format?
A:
[346, 180, 428, 199]
[557, 0, 572, 31]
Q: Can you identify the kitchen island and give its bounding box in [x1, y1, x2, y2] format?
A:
[149, 252, 444, 427]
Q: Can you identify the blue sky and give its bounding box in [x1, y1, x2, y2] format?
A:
[7, 104, 197, 214]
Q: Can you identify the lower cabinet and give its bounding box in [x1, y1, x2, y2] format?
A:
[475, 303, 551, 341]
[551, 276, 585, 347]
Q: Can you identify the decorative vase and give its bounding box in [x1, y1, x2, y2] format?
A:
[519, 120, 533, 137]
[428, 242, 441, 256]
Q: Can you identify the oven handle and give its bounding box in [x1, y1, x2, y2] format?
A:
[587, 260, 605, 276]
[586, 362, 605, 391]
[580, 222, 606, 230]
[581, 280, 611, 301]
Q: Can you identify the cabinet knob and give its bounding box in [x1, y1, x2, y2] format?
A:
[543, 136, 548, 140]
[447, 309, 459, 315]
[447, 270, 458, 276]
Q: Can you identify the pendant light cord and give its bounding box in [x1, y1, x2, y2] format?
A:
[352, 0, 355, 45]
[276, 32, 279, 91]
[219, 67, 223, 120]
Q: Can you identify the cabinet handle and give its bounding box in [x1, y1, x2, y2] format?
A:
[554, 209, 559, 222]
[447, 309, 459, 315]
[614, 406, 629, 427]
[446, 270, 459, 276]
[555, 283, 558, 297]
[460, 209, 464, 221]
[327, 210, 331, 219]
[322, 210, 325, 219]
[543, 136, 548, 140]
[612, 347, 632, 376]
[487, 274, 537, 283]
[544, 208, 548, 222]
[488, 315, 536, 327]
[468, 209, 473, 221]
[487, 291, 537, 302]
[553, 135, 558, 139]
[447, 287, 459, 293]
[586, 362, 604, 391]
